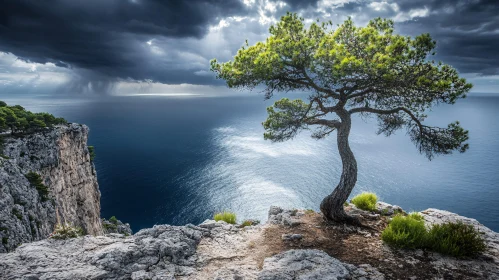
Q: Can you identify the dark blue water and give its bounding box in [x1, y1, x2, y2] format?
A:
[3, 94, 499, 232]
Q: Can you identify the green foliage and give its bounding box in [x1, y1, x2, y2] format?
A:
[382, 214, 486, 257]
[12, 208, 23, 220]
[88, 146, 96, 161]
[25, 172, 49, 201]
[2, 237, 7, 245]
[382, 214, 427, 249]
[103, 223, 117, 231]
[351, 192, 378, 211]
[211, 13, 471, 160]
[241, 220, 260, 227]
[50, 223, 84, 240]
[0, 100, 67, 135]
[109, 216, 118, 224]
[20, 151, 25, 157]
[427, 222, 486, 258]
[213, 211, 237, 224]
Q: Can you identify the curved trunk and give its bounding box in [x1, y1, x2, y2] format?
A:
[320, 110, 359, 223]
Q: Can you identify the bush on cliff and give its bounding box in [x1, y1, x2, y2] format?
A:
[382, 213, 427, 249]
[427, 222, 486, 258]
[351, 192, 378, 211]
[214, 211, 236, 224]
[50, 223, 84, 240]
[382, 213, 486, 257]
[25, 172, 49, 201]
[88, 146, 96, 161]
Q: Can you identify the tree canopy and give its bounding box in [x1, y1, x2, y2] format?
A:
[211, 13, 472, 223]
[0, 101, 67, 134]
[211, 13, 471, 160]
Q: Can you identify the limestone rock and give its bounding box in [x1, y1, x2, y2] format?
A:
[268, 206, 302, 227]
[0, 124, 102, 252]
[375, 202, 404, 216]
[258, 249, 350, 280]
[102, 217, 132, 236]
[0, 224, 203, 280]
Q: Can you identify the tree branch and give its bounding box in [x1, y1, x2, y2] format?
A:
[349, 106, 423, 131]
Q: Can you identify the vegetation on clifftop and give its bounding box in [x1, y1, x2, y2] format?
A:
[0, 100, 67, 135]
[214, 211, 237, 224]
[382, 212, 486, 257]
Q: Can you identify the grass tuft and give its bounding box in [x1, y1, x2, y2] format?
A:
[50, 223, 84, 240]
[213, 211, 236, 224]
[241, 220, 259, 227]
[351, 192, 378, 211]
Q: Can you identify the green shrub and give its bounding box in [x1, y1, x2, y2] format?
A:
[109, 216, 118, 224]
[103, 223, 117, 231]
[88, 146, 96, 161]
[2, 237, 8, 245]
[427, 222, 486, 258]
[381, 214, 427, 249]
[12, 208, 23, 220]
[213, 211, 236, 224]
[25, 172, 49, 201]
[50, 223, 84, 240]
[351, 192, 378, 211]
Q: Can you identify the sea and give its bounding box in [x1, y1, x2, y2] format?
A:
[2, 93, 498, 232]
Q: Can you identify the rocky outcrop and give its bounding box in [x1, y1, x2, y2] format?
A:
[0, 124, 102, 252]
[0, 221, 385, 280]
[102, 217, 133, 236]
[0, 204, 498, 279]
[0, 224, 207, 280]
[258, 249, 384, 280]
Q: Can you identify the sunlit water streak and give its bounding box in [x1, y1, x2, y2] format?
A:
[2, 94, 498, 231]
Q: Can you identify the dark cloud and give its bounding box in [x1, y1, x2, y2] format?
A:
[395, 0, 499, 75]
[0, 0, 245, 85]
[0, 0, 497, 93]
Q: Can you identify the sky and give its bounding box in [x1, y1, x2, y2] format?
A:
[0, 0, 498, 96]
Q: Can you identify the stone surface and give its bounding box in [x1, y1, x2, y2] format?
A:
[102, 217, 132, 236]
[375, 202, 404, 216]
[0, 124, 102, 252]
[0, 224, 205, 280]
[258, 249, 350, 280]
[267, 206, 302, 227]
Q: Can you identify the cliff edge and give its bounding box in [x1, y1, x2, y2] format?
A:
[0, 204, 497, 279]
[0, 124, 102, 252]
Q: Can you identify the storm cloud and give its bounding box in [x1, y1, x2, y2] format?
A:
[0, 0, 497, 94]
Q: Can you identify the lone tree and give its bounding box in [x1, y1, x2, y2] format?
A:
[210, 13, 472, 224]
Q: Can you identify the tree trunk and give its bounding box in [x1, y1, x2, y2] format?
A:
[320, 110, 359, 224]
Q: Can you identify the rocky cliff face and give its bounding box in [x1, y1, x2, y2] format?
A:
[0, 124, 102, 252]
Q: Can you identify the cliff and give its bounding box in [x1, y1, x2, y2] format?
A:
[0, 124, 102, 252]
[0, 204, 497, 279]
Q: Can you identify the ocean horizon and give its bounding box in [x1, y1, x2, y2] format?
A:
[2, 92, 498, 232]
